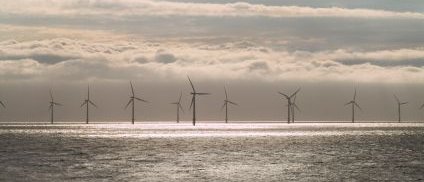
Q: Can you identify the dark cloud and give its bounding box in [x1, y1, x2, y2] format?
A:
[154, 50, 177, 64]
[0, 53, 77, 64]
[336, 59, 424, 67]
[249, 61, 269, 71]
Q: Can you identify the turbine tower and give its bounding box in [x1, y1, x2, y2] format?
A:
[291, 94, 300, 123]
[188, 76, 210, 126]
[49, 89, 62, 124]
[171, 91, 184, 123]
[125, 81, 148, 124]
[221, 86, 238, 123]
[279, 88, 300, 124]
[344, 89, 362, 123]
[394, 94, 408, 123]
[81, 85, 97, 124]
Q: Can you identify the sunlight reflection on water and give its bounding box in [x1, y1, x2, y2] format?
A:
[1, 122, 423, 138]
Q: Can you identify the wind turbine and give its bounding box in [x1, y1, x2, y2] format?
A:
[49, 89, 62, 124]
[221, 86, 238, 123]
[394, 94, 408, 123]
[291, 94, 300, 123]
[80, 85, 97, 124]
[344, 89, 362, 123]
[279, 88, 300, 124]
[171, 91, 184, 123]
[188, 76, 210, 126]
[125, 81, 148, 124]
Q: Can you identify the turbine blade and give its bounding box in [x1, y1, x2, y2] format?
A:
[293, 104, 301, 112]
[187, 76, 195, 92]
[130, 81, 135, 96]
[48, 104, 52, 111]
[125, 99, 133, 109]
[221, 102, 226, 111]
[420, 103, 424, 109]
[87, 84, 90, 100]
[135, 97, 148, 103]
[290, 88, 301, 98]
[178, 91, 182, 103]
[178, 103, 184, 113]
[0, 101, 5, 108]
[353, 88, 357, 101]
[354, 102, 362, 111]
[344, 101, 352, 106]
[89, 100, 97, 108]
[80, 100, 87, 108]
[224, 86, 228, 100]
[278, 92, 290, 99]
[170, 102, 178, 105]
[394, 94, 400, 103]
[228, 101, 238, 106]
[189, 97, 194, 110]
[401, 102, 408, 105]
[196, 93, 210, 95]
[54, 102, 62, 106]
[50, 89, 53, 101]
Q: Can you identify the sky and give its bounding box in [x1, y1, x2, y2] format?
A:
[0, 0, 424, 122]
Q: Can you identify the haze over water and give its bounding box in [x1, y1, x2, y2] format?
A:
[1, 122, 423, 181]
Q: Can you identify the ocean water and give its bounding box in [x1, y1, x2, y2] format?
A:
[0, 122, 423, 181]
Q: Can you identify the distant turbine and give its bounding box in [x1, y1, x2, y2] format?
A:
[221, 86, 238, 123]
[279, 88, 300, 124]
[170, 91, 184, 123]
[80, 85, 97, 124]
[49, 89, 62, 124]
[125, 81, 148, 124]
[394, 94, 408, 123]
[188, 76, 210, 126]
[291, 94, 300, 123]
[344, 89, 362, 123]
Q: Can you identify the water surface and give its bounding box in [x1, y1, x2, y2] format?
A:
[0, 123, 423, 181]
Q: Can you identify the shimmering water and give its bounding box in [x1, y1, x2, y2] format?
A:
[0, 122, 423, 181]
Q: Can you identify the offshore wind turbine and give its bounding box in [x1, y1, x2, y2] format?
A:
[170, 91, 184, 123]
[291, 94, 300, 123]
[394, 94, 408, 123]
[125, 81, 148, 124]
[188, 76, 210, 126]
[221, 86, 238, 123]
[49, 89, 62, 124]
[344, 89, 362, 123]
[279, 88, 300, 124]
[80, 85, 97, 124]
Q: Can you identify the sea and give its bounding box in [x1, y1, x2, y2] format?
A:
[0, 122, 423, 181]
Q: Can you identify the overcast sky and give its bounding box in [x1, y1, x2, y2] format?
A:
[0, 0, 424, 122]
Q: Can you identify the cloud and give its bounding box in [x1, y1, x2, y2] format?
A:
[1, 0, 424, 19]
[154, 49, 177, 64]
[0, 38, 424, 84]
